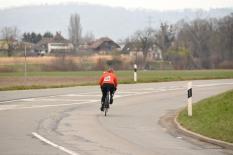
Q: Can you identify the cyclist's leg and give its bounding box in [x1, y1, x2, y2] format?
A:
[109, 85, 115, 104]
[101, 85, 107, 111]
[101, 86, 105, 103]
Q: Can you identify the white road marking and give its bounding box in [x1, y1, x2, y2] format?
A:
[21, 99, 94, 102]
[79, 92, 99, 95]
[0, 105, 20, 110]
[61, 94, 101, 97]
[166, 88, 184, 91]
[0, 95, 99, 104]
[0, 82, 232, 111]
[32, 132, 78, 155]
[60, 94, 81, 97]
[0, 99, 27, 104]
[193, 82, 233, 87]
[20, 98, 36, 102]
[117, 91, 140, 94]
[142, 88, 155, 91]
[0, 100, 98, 111]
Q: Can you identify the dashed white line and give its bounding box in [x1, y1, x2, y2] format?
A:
[32, 132, 79, 155]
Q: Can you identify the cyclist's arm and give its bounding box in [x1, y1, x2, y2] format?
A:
[99, 75, 104, 86]
[114, 76, 118, 89]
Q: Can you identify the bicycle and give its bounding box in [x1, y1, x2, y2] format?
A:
[103, 89, 111, 116]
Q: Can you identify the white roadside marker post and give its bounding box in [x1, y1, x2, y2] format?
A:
[134, 64, 137, 82]
[187, 81, 192, 116]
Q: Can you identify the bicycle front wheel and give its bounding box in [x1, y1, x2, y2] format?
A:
[104, 108, 108, 116]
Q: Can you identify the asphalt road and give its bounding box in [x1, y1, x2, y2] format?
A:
[0, 79, 233, 155]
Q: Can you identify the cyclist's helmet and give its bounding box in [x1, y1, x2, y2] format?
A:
[107, 68, 114, 73]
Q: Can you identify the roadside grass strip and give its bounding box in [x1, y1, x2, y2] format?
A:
[178, 90, 233, 143]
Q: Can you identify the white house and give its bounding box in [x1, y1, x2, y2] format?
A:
[35, 32, 73, 54]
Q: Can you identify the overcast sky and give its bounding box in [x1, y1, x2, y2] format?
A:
[0, 0, 233, 10]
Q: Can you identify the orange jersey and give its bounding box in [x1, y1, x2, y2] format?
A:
[99, 72, 118, 87]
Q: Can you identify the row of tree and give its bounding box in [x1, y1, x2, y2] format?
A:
[0, 27, 56, 56]
[22, 13, 94, 48]
[22, 32, 54, 43]
[0, 13, 83, 56]
[173, 13, 233, 69]
[128, 13, 233, 69]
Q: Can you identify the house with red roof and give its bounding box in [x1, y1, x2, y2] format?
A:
[88, 37, 120, 53]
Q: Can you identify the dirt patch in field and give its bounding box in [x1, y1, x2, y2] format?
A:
[0, 56, 57, 65]
[0, 55, 133, 71]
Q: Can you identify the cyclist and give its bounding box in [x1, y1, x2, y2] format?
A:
[99, 68, 118, 111]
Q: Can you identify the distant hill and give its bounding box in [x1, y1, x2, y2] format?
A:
[0, 3, 232, 40]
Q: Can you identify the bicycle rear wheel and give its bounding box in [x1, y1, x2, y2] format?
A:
[104, 90, 110, 116]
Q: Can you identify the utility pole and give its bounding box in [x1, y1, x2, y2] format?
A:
[24, 44, 27, 85]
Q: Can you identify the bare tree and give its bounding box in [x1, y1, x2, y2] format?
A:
[154, 22, 175, 60]
[68, 13, 82, 50]
[218, 13, 233, 64]
[175, 18, 216, 68]
[1, 26, 19, 56]
[82, 31, 95, 44]
[131, 28, 156, 66]
[128, 13, 233, 69]
[129, 25, 174, 68]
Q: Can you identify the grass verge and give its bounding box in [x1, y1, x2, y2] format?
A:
[178, 90, 233, 143]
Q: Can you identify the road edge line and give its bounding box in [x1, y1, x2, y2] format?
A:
[32, 132, 79, 155]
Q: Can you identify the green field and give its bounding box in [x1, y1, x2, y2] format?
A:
[178, 90, 233, 143]
[0, 70, 232, 91]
